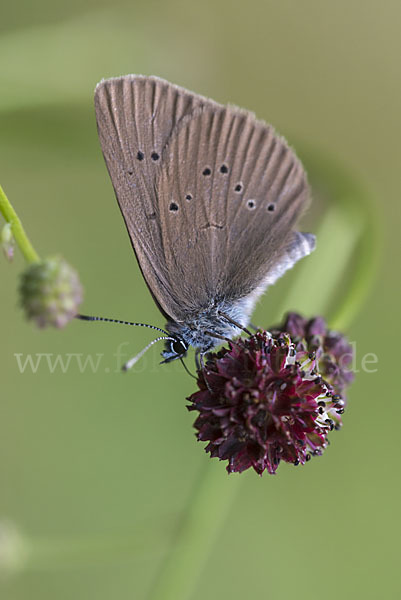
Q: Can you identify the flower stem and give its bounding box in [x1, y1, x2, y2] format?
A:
[298, 146, 380, 331]
[0, 184, 40, 263]
[147, 462, 241, 600]
[328, 197, 379, 330]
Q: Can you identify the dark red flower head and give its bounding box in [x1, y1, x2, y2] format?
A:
[187, 313, 354, 476]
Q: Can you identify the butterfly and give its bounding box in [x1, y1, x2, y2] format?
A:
[81, 75, 315, 368]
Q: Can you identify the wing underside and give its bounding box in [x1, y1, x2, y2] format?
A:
[95, 76, 313, 321]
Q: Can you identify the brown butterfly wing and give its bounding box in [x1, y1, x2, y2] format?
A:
[94, 75, 217, 320]
[95, 76, 311, 323]
[156, 104, 310, 314]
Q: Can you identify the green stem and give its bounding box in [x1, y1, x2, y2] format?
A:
[147, 462, 241, 600]
[328, 197, 379, 330]
[0, 184, 40, 263]
[297, 146, 380, 331]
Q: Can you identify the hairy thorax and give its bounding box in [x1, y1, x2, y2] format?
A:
[165, 298, 254, 353]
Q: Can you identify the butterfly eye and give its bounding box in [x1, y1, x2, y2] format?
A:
[171, 339, 187, 356]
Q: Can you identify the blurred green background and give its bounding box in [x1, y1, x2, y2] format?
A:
[1, 1, 399, 599]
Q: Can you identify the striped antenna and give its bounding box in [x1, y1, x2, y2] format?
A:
[122, 336, 176, 371]
[76, 313, 193, 376]
[76, 313, 170, 336]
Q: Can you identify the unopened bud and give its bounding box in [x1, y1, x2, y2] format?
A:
[19, 256, 83, 328]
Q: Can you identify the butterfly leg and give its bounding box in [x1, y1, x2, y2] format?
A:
[195, 348, 201, 371]
[198, 351, 214, 393]
[199, 352, 206, 372]
[217, 310, 252, 336]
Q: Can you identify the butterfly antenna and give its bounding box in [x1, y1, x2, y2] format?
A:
[76, 313, 170, 336]
[122, 336, 176, 372]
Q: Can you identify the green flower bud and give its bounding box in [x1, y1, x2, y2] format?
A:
[19, 256, 83, 328]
